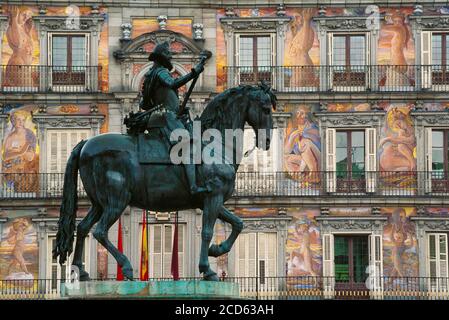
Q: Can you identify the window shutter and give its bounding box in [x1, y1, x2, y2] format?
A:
[327, 33, 334, 89]
[369, 234, 383, 298]
[163, 225, 173, 278]
[322, 234, 334, 298]
[365, 32, 371, 88]
[270, 33, 276, 88]
[85, 34, 90, 88]
[425, 128, 433, 193]
[365, 128, 377, 193]
[151, 225, 162, 278]
[326, 128, 336, 193]
[258, 233, 277, 278]
[421, 31, 432, 89]
[235, 34, 241, 66]
[428, 233, 449, 292]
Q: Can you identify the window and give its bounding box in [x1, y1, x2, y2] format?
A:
[326, 128, 376, 193]
[334, 235, 369, 285]
[428, 233, 448, 291]
[49, 34, 89, 87]
[47, 235, 90, 291]
[234, 232, 277, 283]
[425, 128, 449, 193]
[46, 129, 90, 173]
[149, 223, 184, 278]
[236, 34, 274, 85]
[328, 34, 368, 88]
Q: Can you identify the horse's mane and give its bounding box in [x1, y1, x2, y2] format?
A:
[199, 85, 274, 132]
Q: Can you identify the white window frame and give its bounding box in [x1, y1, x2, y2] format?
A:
[325, 128, 377, 193]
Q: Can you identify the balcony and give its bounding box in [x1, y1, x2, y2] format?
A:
[0, 171, 448, 200]
[0, 65, 103, 93]
[0, 276, 448, 300]
[224, 65, 449, 93]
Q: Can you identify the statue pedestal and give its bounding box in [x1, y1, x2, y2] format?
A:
[61, 280, 240, 299]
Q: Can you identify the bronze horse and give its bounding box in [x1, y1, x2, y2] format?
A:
[53, 84, 276, 281]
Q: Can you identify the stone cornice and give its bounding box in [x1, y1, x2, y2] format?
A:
[33, 114, 104, 128]
[242, 216, 291, 231]
[316, 111, 384, 127]
[314, 16, 370, 32]
[33, 15, 104, 33]
[413, 111, 449, 126]
[409, 15, 449, 29]
[316, 216, 388, 232]
[220, 16, 292, 33]
[411, 216, 449, 230]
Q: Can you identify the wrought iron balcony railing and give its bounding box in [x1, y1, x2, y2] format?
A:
[0, 276, 448, 300]
[224, 65, 449, 93]
[0, 65, 103, 93]
[0, 171, 448, 200]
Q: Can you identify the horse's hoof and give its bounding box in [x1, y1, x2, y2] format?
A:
[123, 268, 134, 281]
[79, 271, 91, 282]
[203, 271, 219, 281]
[208, 244, 221, 257]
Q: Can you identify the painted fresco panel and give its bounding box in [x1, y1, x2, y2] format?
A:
[286, 208, 321, 279]
[382, 208, 419, 282]
[0, 217, 38, 284]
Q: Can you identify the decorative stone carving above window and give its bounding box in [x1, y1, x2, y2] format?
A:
[412, 217, 449, 230]
[317, 216, 388, 233]
[314, 16, 372, 32]
[410, 15, 449, 30]
[242, 217, 291, 232]
[33, 115, 104, 130]
[413, 111, 449, 126]
[33, 15, 104, 33]
[316, 112, 384, 128]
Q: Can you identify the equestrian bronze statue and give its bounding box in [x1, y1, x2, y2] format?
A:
[53, 42, 277, 281]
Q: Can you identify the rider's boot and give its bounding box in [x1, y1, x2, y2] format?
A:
[185, 164, 211, 195]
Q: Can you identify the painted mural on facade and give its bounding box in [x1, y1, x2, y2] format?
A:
[327, 103, 370, 112]
[379, 103, 416, 171]
[283, 8, 319, 89]
[378, 8, 415, 88]
[234, 208, 278, 217]
[1, 105, 39, 193]
[286, 208, 321, 280]
[0, 217, 38, 284]
[382, 208, 419, 282]
[329, 208, 372, 216]
[284, 104, 320, 185]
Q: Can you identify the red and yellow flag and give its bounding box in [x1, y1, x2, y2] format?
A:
[140, 210, 149, 280]
[116, 217, 124, 281]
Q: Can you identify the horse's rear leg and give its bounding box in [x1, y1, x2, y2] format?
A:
[209, 207, 243, 257]
[93, 205, 133, 280]
[199, 195, 222, 281]
[72, 205, 102, 281]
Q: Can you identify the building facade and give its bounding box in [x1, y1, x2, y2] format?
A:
[1, 0, 449, 299]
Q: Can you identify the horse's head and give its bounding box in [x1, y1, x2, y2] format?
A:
[245, 82, 277, 150]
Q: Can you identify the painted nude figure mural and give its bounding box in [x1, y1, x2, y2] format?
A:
[284, 107, 321, 182]
[379, 106, 416, 172]
[3, 6, 34, 87]
[286, 9, 317, 87]
[5, 219, 31, 277]
[286, 210, 321, 278]
[383, 208, 418, 280]
[1, 110, 39, 192]
[381, 11, 411, 87]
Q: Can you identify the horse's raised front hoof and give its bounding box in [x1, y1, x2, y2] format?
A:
[203, 270, 219, 282]
[208, 244, 222, 257]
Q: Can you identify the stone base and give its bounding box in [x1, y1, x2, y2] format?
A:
[61, 280, 240, 299]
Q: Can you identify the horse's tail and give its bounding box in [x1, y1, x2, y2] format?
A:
[53, 139, 87, 265]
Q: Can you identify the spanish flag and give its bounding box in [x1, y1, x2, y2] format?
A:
[116, 217, 124, 281]
[140, 210, 149, 281]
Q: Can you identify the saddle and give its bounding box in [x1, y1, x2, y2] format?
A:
[137, 129, 172, 164]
